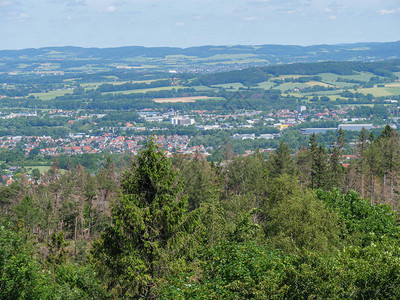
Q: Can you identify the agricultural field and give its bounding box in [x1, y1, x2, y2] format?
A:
[25, 166, 51, 174]
[29, 89, 73, 100]
[153, 96, 216, 103]
[275, 82, 310, 91]
[81, 79, 159, 89]
[256, 81, 276, 89]
[357, 86, 400, 97]
[213, 83, 246, 90]
[102, 85, 183, 95]
[306, 81, 336, 88]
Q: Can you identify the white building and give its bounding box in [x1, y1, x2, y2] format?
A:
[171, 116, 195, 126]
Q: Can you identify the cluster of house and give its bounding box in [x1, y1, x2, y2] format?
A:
[0, 133, 209, 158]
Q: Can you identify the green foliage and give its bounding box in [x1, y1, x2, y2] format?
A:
[13, 195, 40, 231]
[91, 138, 200, 298]
[159, 241, 287, 299]
[316, 189, 400, 245]
[309, 134, 329, 189]
[228, 208, 262, 243]
[265, 175, 340, 253]
[53, 263, 109, 299]
[225, 154, 268, 198]
[47, 231, 68, 269]
[0, 225, 49, 299]
[282, 237, 400, 299]
[178, 156, 218, 211]
[161, 236, 400, 299]
[266, 141, 295, 178]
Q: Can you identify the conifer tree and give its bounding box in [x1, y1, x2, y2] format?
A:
[376, 125, 400, 206]
[266, 141, 294, 178]
[308, 134, 328, 189]
[91, 138, 199, 298]
[328, 128, 346, 189]
[296, 146, 311, 188]
[223, 139, 234, 161]
[356, 127, 369, 198]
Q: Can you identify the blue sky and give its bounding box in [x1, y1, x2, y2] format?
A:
[1, 0, 400, 49]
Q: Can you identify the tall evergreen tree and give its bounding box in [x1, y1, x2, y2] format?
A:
[296, 146, 312, 188]
[266, 141, 294, 178]
[91, 138, 199, 298]
[223, 139, 234, 161]
[308, 134, 328, 189]
[328, 128, 346, 189]
[365, 138, 381, 205]
[356, 127, 369, 198]
[377, 125, 400, 206]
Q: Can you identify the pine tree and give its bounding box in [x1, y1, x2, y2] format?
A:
[296, 146, 311, 188]
[365, 139, 381, 205]
[328, 128, 346, 189]
[223, 139, 234, 161]
[266, 141, 294, 178]
[356, 127, 369, 198]
[308, 134, 328, 189]
[376, 125, 400, 207]
[91, 138, 199, 298]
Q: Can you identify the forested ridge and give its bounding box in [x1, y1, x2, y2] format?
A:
[2, 127, 400, 299]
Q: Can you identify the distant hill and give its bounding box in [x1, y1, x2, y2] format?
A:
[1, 41, 400, 63]
[194, 60, 400, 85]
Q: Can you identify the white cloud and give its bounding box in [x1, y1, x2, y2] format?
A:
[175, 22, 185, 26]
[329, 15, 337, 20]
[377, 7, 400, 15]
[9, 12, 29, 22]
[106, 5, 116, 12]
[0, 1, 13, 7]
[242, 16, 259, 21]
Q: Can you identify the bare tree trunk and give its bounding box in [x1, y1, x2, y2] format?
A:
[88, 201, 92, 239]
[361, 173, 365, 198]
[74, 215, 78, 255]
[383, 173, 387, 203]
[391, 176, 394, 210]
[370, 173, 374, 206]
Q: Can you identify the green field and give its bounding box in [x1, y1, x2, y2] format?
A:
[191, 85, 218, 92]
[25, 166, 51, 174]
[355, 87, 393, 97]
[103, 85, 182, 95]
[319, 72, 374, 83]
[257, 81, 276, 89]
[276, 82, 310, 91]
[331, 81, 356, 88]
[384, 87, 400, 96]
[213, 83, 246, 90]
[29, 89, 73, 100]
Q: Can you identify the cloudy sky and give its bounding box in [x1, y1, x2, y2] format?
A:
[1, 0, 400, 49]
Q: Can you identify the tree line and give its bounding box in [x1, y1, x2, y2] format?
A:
[2, 130, 400, 298]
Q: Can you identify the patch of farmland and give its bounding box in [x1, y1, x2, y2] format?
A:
[29, 89, 73, 100]
[384, 87, 400, 96]
[257, 81, 276, 89]
[103, 86, 182, 94]
[306, 81, 336, 88]
[356, 87, 393, 97]
[213, 83, 246, 90]
[276, 82, 309, 91]
[153, 96, 215, 103]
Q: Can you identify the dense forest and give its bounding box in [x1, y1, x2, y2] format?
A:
[2, 125, 400, 299]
